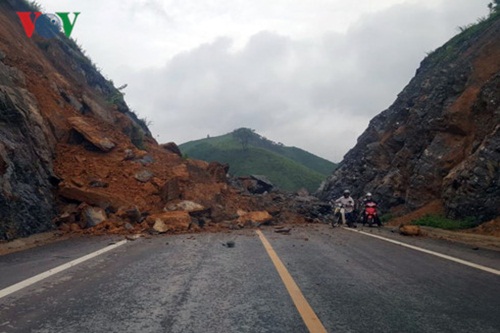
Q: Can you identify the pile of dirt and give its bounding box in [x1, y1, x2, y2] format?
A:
[51, 121, 324, 236]
[419, 227, 500, 252]
[466, 218, 500, 238]
[386, 200, 444, 227]
[0, 231, 69, 256]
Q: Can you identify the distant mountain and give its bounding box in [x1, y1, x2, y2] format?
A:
[179, 129, 336, 192]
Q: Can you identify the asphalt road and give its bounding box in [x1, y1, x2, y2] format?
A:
[1, 225, 499, 333]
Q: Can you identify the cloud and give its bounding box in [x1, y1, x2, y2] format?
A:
[39, 0, 489, 161]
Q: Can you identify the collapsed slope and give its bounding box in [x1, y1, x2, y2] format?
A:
[318, 13, 500, 223]
[0, 1, 322, 240]
[0, 1, 150, 239]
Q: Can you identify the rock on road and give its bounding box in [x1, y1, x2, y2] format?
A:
[1, 225, 500, 333]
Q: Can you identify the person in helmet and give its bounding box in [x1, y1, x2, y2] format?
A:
[333, 190, 357, 228]
[363, 192, 375, 204]
[361, 192, 381, 226]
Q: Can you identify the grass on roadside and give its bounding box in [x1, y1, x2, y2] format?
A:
[412, 214, 478, 230]
[380, 213, 394, 224]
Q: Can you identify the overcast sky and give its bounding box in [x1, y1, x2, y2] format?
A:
[38, 0, 489, 162]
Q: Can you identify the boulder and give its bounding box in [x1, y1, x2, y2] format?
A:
[207, 162, 229, 183]
[147, 211, 191, 233]
[160, 178, 182, 202]
[237, 175, 274, 194]
[116, 206, 142, 223]
[399, 225, 421, 236]
[138, 155, 154, 166]
[82, 206, 107, 228]
[152, 219, 169, 233]
[165, 200, 205, 212]
[68, 117, 115, 152]
[134, 169, 154, 183]
[251, 175, 274, 190]
[161, 142, 182, 156]
[123, 149, 135, 160]
[59, 183, 129, 209]
[238, 211, 273, 225]
[166, 200, 211, 219]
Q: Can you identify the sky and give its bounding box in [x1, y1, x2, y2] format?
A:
[37, 0, 490, 162]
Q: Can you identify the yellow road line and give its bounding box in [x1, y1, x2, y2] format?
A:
[256, 230, 328, 333]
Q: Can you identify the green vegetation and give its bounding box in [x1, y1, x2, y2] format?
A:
[425, 8, 500, 65]
[412, 214, 478, 230]
[380, 213, 394, 224]
[488, 0, 500, 14]
[179, 129, 337, 192]
[18, 0, 43, 11]
[129, 125, 146, 150]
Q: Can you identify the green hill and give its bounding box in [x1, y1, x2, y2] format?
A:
[179, 128, 337, 192]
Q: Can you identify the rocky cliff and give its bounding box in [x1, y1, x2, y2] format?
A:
[318, 13, 500, 223]
[0, 1, 153, 239]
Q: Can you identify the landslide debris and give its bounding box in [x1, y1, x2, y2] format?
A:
[53, 138, 333, 236]
[0, 1, 331, 240]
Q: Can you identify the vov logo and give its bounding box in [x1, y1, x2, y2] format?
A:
[17, 12, 81, 39]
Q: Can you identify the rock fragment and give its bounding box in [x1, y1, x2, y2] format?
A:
[399, 225, 421, 236]
[82, 206, 107, 228]
[68, 117, 115, 152]
[134, 169, 154, 183]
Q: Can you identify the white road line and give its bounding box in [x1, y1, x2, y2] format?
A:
[0, 240, 127, 300]
[343, 228, 500, 276]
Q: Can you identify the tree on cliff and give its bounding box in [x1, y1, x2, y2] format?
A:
[488, 0, 500, 13]
[232, 128, 255, 150]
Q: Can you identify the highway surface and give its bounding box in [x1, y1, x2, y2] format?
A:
[1, 225, 499, 333]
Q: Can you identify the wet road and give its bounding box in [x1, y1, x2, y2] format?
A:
[1, 225, 499, 333]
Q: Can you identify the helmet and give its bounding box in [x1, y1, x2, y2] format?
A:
[343, 189, 350, 194]
[366, 192, 372, 197]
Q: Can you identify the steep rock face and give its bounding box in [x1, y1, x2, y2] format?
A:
[0, 1, 152, 239]
[318, 14, 500, 222]
[0, 58, 56, 239]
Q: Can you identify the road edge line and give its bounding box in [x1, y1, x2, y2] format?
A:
[343, 228, 500, 276]
[0, 240, 128, 299]
[256, 230, 328, 333]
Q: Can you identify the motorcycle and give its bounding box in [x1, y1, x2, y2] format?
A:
[362, 201, 381, 227]
[331, 203, 346, 227]
[331, 203, 357, 228]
